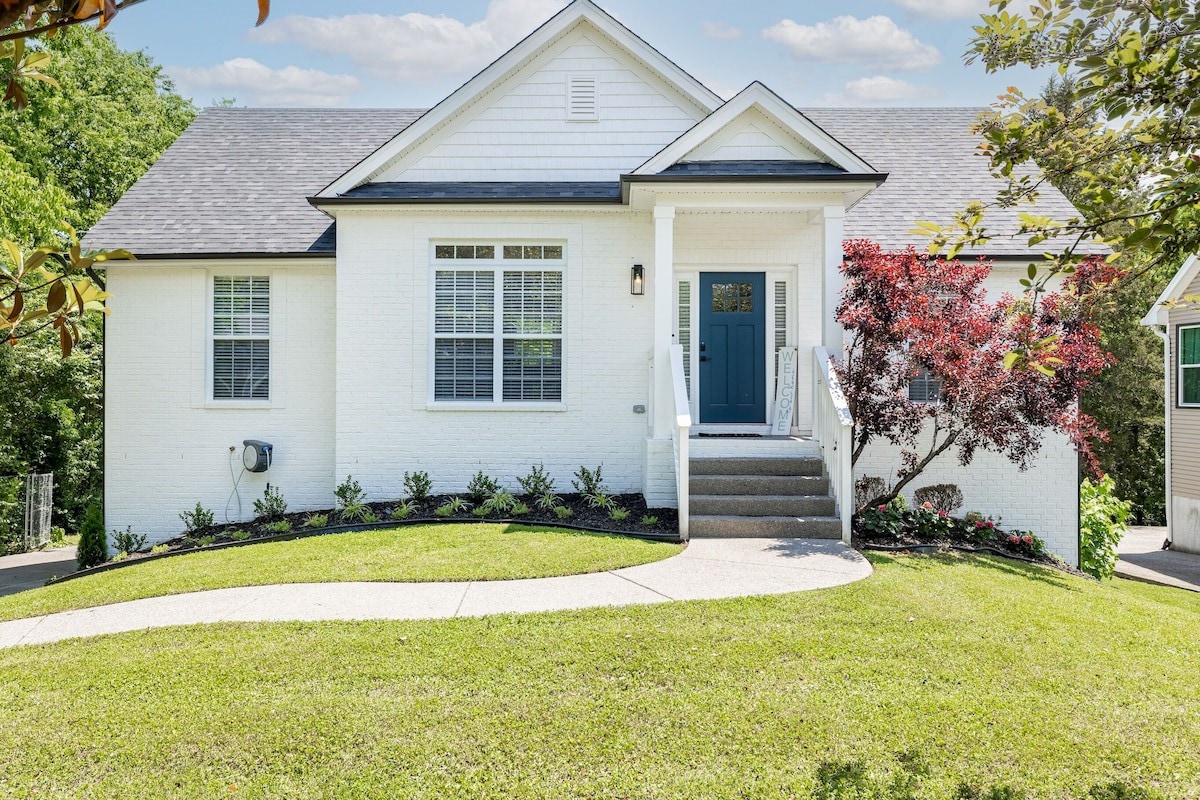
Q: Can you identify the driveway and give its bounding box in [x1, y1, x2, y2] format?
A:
[1117, 526, 1200, 593]
[0, 547, 77, 597]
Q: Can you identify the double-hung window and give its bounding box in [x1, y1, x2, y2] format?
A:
[908, 366, 943, 404]
[1180, 325, 1200, 406]
[433, 244, 564, 405]
[212, 275, 270, 400]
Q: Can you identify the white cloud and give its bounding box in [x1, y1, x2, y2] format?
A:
[829, 75, 938, 104]
[249, 0, 566, 85]
[762, 15, 940, 71]
[892, 0, 989, 20]
[702, 21, 743, 41]
[169, 58, 362, 106]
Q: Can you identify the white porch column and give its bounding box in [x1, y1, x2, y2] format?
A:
[652, 205, 676, 439]
[821, 205, 846, 354]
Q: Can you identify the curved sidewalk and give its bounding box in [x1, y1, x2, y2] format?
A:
[0, 538, 871, 649]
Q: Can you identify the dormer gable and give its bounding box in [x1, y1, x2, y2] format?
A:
[633, 82, 877, 176]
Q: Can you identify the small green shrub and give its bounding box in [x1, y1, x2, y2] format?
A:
[553, 505, 574, 520]
[641, 515, 659, 526]
[340, 499, 372, 523]
[181, 536, 198, 548]
[913, 484, 964, 514]
[253, 485, 287, 521]
[471, 506, 490, 518]
[390, 501, 415, 520]
[1080, 475, 1131, 580]
[304, 513, 329, 529]
[511, 502, 530, 516]
[857, 505, 905, 540]
[179, 502, 215, 533]
[263, 520, 291, 535]
[112, 526, 148, 554]
[150, 543, 170, 555]
[608, 507, 629, 522]
[361, 510, 379, 524]
[403, 471, 432, 502]
[855, 475, 888, 511]
[517, 464, 555, 497]
[335, 475, 365, 510]
[229, 530, 251, 542]
[49, 526, 65, 546]
[466, 471, 501, 505]
[887, 493, 909, 512]
[535, 491, 561, 510]
[448, 497, 471, 513]
[76, 503, 107, 569]
[111, 551, 128, 563]
[572, 465, 607, 498]
[197, 534, 217, 547]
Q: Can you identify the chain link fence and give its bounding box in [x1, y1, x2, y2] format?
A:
[0, 473, 53, 554]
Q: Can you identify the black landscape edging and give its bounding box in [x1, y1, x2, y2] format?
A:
[45, 518, 684, 586]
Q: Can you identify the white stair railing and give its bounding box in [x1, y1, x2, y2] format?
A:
[669, 343, 692, 541]
[812, 346, 854, 544]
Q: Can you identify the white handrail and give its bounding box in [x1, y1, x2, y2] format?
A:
[669, 344, 692, 541]
[812, 346, 854, 544]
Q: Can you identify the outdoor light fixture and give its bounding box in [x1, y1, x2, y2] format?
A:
[631, 264, 645, 295]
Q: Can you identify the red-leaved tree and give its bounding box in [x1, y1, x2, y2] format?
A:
[836, 239, 1117, 512]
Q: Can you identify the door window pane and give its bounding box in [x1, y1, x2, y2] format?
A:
[712, 282, 753, 312]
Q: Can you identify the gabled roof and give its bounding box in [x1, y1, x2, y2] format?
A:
[633, 83, 877, 176]
[801, 107, 1105, 258]
[1143, 255, 1200, 326]
[84, 107, 1093, 259]
[317, 0, 723, 197]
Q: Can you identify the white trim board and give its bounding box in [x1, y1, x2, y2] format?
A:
[1144, 254, 1200, 327]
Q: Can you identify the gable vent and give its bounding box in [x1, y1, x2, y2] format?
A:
[567, 74, 598, 121]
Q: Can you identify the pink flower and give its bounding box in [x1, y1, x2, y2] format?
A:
[921, 501, 934, 509]
[878, 505, 887, 511]
[975, 522, 984, 529]
[1022, 535, 1034, 545]
[1008, 535, 1020, 544]
[938, 510, 948, 518]
[984, 521, 995, 528]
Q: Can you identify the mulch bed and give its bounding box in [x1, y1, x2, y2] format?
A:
[854, 529, 1084, 576]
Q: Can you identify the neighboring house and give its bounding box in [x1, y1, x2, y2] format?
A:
[1143, 254, 1200, 554]
[86, 0, 1092, 564]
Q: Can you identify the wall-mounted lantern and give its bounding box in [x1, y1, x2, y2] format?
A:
[631, 264, 645, 295]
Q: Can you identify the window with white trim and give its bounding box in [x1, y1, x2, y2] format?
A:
[433, 244, 563, 403]
[908, 365, 942, 404]
[1180, 325, 1200, 406]
[212, 276, 270, 400]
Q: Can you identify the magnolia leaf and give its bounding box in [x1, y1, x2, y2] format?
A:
[1, 240, 21, 272]
[58, 324, 72, 358]
[257, 0, 270, 25]
[46, 280, 67, 313]
[1033, 363, 1056, 377]
[5, 290, 23, 322]
[1003, 351, 1022, 370]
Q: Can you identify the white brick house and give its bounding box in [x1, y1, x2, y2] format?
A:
[87, 0, 1092, 564]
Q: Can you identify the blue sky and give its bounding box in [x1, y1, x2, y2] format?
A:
[104, 0, 1048, 109]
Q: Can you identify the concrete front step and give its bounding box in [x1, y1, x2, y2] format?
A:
[690, 457, 824, 477]
[690, 474, 830, 496]
[690, 494, 836, 517]
[689, 515, 843, 539]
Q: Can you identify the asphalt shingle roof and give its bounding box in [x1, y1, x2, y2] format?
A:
[801, 107, 1101, 257]
[85, 106, 1095, 258]
[84, 108, 425, 256]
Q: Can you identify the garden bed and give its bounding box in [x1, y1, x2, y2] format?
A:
[853, 502, 1079, 573]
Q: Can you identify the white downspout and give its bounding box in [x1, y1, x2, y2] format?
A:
[1150, 324, 1173, 545]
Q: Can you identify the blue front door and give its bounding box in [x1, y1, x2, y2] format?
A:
[698, 272, 766, 424]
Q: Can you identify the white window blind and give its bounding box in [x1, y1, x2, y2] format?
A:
[213, 276, 269, 400]
[567, 75, 598, 121]
[677, 279, 692, 397]
[433, 245, 564, 403]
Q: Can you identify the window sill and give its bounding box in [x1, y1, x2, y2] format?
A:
[204, 400, 275, 410]
[425, 402, 567, 412]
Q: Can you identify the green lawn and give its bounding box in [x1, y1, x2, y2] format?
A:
[1, 553, 1197, 798]
[0, 523, 679, 623]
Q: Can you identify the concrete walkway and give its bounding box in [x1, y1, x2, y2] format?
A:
[1117, 526, 1200, 593]
[0, 538, 871, 650]
[0, 547, 77, 597]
